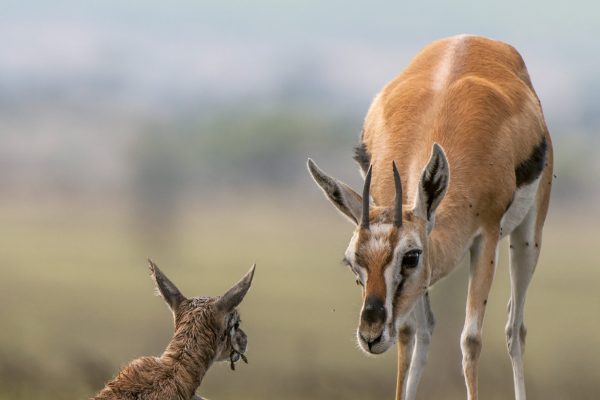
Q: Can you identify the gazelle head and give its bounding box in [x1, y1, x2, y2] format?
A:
[148, 260, 255, 365]
[307, 144, 449, 355]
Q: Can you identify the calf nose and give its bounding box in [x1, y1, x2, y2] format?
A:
[233, 329, 248, 353]
[361, 296, 386, 324]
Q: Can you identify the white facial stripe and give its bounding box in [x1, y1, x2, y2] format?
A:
[384, 232, 422, 327]
[383, 261, 396, 327]
[345, 232, 359, 265]
[345, 232, 367, 285]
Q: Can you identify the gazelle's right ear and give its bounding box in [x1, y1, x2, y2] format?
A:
[148, 259, 186, 313]
[413, 143, 449, 231]
[307, 159, 363, 225]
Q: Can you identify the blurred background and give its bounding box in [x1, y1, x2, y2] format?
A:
[1, 1, 599, 399]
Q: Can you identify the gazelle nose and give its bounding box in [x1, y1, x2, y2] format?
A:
[359, 332, 383, 351]
[361, 296, 386, 324]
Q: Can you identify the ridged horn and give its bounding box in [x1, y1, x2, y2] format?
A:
[361, 165, 372, 229]
[392, 161, 403, 228]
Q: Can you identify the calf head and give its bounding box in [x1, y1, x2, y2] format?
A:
[148, 260, 255, 365]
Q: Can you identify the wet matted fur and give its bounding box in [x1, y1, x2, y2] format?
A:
[92, 261, 255, 400]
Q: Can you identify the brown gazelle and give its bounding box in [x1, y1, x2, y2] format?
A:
[92, 260, 255, 400]
[308, 35, 552, 400]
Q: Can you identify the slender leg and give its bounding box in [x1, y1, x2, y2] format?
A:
[461, 232, 499, 400]
[506, 206, 541, 400]
[405, 293, 435, 400]
[395, 316, 416, 400]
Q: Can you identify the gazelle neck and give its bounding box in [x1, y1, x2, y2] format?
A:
[426, 206, 478, 284]
[161, 329, 218, 398]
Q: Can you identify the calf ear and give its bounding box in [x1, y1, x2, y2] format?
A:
[148, 259, 186, 312]
[307, 159, 364, 225]
[414, 144, 450, 229]
[216, 264, 256, 313]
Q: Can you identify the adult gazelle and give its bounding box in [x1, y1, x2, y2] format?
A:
[307, 35, 552, 400]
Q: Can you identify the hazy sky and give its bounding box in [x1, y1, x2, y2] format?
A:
[1, 1, 598, 120]
[0, 0, 598, 199]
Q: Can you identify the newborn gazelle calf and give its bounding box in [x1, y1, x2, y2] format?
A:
[92, 260, 255, 400]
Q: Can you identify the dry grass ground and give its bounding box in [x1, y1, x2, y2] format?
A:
[0, 194, 598, 399]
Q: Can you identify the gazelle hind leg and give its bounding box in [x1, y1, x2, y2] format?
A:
[461, 231, 499, 400]
[405, 293, 435, 400]
[506, 205, 542, 400]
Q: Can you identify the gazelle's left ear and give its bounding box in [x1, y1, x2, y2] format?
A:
[414, 143, 449, 230]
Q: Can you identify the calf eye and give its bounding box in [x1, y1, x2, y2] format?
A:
[402, 249, 422, 269]
[234, 321, 240, 330]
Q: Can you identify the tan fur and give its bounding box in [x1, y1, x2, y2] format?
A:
[308, 35, 551, 399]
[92, 263, 253, 400]
[358, 35, 552, 399]
[362, 36, 548, 271]
[92, 299, 237, 400]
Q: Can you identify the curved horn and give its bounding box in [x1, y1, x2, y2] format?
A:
[392, 161, 403, 228]
[361, 165, 372, 229]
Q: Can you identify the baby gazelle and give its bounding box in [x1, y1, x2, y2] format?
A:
[92, 260, 255, 400]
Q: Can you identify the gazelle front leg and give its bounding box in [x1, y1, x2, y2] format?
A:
[395, 317, 416, 400]
[395, 293, 434, 400]
[404, 293, 434, 400]
[461, 231, 499, 400]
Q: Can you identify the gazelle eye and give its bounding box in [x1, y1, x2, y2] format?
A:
[402, 249, 422, 269]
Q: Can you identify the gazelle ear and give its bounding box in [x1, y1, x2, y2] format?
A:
[148, 259, 186, 313]
[307, 159, 364, 225]
[216, 264, 256, 313]
[414, 144, 450, 229]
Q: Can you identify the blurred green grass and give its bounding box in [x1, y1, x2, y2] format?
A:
[0, 195, 599, 399]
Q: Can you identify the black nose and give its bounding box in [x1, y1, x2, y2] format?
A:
[361, 296, 386, 324]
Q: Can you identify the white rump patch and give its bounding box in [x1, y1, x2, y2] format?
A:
[500, 178, 541, 238]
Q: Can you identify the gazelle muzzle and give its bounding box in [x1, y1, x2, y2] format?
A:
[359, 296, 388, 353]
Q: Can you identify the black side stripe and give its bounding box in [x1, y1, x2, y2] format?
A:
[515, 137, 547, 187]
